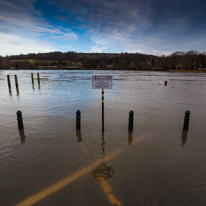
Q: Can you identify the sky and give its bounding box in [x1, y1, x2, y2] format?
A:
[0, 0, 206, 56]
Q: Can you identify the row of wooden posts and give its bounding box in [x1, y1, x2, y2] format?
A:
[7, 73, 40, 90]
[16, 110, 191, 131]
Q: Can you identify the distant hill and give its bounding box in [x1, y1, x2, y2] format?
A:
[0, 50, 205, 70]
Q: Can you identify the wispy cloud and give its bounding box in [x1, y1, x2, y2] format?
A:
[0, 33, 56, 55]
[0, 0, 78, 55]
[90, 46, 108, 53]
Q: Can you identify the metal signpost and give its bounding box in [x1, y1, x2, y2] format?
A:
[92, 75, 113, 132]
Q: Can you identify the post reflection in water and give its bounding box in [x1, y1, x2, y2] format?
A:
[128, 130, 133, 145]
[76, 129, 82, 142]
[16, 86, 19, 96]
[181, 130, 188, 147]
[91, 134, 114, 180]
[19, 129, 26, 144]
[8, 88, 12, 96]
[32, 84, 35, 90]
[38, 84, 41, 90]
[91, 134, 121, 205]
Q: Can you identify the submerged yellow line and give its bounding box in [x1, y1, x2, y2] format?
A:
[16, 132, 151, 206]
[97, 175, 113, 194]
[97, 175, 121, 205]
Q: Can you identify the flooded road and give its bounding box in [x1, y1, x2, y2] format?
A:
[0, 70, 206, 206]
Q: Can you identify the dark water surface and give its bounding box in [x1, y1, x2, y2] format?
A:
[0, 70, 206, 206]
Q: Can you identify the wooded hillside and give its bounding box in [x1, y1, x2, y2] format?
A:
[0, 50, 205, 70]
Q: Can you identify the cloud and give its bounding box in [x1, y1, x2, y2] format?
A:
[0, 33, 56, 56]
[49, 0, 149, 33]
[0, 3, 77, 38]
[1, 0, 206, 55]
[90, 46, 108, 53]
[47, 0, 206, 54]
[0, 0, 78, 56]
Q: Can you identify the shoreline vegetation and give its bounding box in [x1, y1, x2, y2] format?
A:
[0, 50, 206, 72]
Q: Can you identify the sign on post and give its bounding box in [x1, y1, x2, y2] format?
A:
[92, 75, 113, 133]
[92, 75, 113, 89]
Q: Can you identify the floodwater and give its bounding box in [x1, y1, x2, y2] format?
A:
[0, 70, 206, 206]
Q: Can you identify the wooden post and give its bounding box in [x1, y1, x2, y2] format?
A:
[14, 75, 18, 87]
[7, 75, 11, 90]
[31, 73, 34, 84]
[37, 73, 40, 84]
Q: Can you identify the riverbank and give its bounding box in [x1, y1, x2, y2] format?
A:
[170, 69, 206, 73]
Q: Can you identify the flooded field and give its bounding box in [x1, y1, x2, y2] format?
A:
[0, 70, 206, 206]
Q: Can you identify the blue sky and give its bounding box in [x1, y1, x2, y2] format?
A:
[0, 0, 206, 56]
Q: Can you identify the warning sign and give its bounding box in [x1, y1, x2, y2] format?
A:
[92, 75, 113, 89]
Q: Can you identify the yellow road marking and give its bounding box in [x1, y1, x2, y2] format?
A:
[16, 132, 151, 206]
[97, 175, 121, 205]
[97, 175, 112, 193]
[107, 194, 121, 205]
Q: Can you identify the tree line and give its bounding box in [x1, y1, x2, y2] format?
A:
[0, 50, 205, 70]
